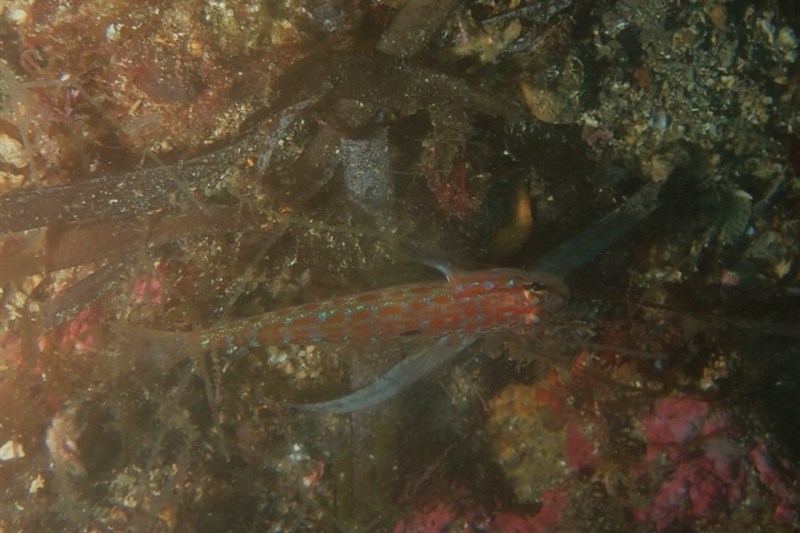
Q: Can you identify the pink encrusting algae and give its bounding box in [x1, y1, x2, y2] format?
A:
[122, 268, 565, 367]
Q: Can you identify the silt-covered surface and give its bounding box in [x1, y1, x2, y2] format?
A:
[1, 1, 799, 531]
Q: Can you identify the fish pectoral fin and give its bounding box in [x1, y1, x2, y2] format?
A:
[292, 335, 476, 414]
[389, 239, 460, 282]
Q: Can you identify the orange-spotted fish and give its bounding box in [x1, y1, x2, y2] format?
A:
[117, 267, 566, 411]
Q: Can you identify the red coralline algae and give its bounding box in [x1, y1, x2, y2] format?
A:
[635, 397, 746, 530]
[641, 397, 729, 462]
[749, 442, 799, 526]
[0, 332, 23, 369]
[565, 422, 596, 470]
[393, 489, 567, 533]
[643, 397, 709, 445]
[52, 306, 104, 352]
[528, 488, 568, 532]
[636, 439, 745, 529]
[532, 370, 568, 414]
[131, 275, 162, 305]
[393, 504, 455, 533]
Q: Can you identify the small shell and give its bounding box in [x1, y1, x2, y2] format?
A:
[0, 439, 26, 461]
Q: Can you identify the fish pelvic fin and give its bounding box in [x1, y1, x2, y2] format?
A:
[293, 335, 476, 414]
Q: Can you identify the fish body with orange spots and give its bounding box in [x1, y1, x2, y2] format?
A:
[122, 269, 563, 364]
[118, 268, 566, 410]
[196, 269, 562, 352]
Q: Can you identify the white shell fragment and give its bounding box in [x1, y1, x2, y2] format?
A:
[29, 474, 45, 494]
[0, 439, 26, 461]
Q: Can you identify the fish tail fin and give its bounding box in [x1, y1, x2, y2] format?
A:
[111, 321, 197, 374]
